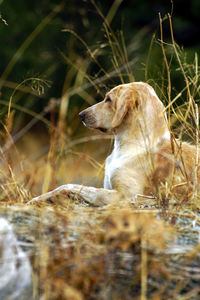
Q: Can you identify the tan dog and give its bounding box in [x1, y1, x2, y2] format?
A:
[28, 82, 199, 206]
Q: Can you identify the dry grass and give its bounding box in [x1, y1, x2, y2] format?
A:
[0, 5, 200, 300]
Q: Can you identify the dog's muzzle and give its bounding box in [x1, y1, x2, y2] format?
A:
[79, 111, 86, 122]
[79, 110, 107, 132]
[79, 110, 97, 128]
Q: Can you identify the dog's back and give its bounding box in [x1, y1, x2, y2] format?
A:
[143, 138, 199, 202]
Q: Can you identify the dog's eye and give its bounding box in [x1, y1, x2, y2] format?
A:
[105, 96, 111, 103]
[135, 99, 139, 108]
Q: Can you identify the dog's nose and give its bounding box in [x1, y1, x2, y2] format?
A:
[79, 111, 86, 122]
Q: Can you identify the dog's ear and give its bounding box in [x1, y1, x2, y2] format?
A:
[112, 91, 134, 128]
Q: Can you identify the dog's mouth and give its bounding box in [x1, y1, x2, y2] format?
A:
[97, 127, 107, 133]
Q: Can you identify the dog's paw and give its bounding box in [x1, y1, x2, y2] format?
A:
[26, 184, 86, 205]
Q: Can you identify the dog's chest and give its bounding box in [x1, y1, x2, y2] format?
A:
[104, 149, 129, 189]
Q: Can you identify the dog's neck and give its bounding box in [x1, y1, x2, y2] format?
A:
[113, 110, 170, 154]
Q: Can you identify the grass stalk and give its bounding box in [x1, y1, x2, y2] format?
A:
[141, 235, 147, 300]
[194, 103, 199, 198]
[168, 14, 196, 125]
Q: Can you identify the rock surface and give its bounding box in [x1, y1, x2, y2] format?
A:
[0, 218, 32, 300]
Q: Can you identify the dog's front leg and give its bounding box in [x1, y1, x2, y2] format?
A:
[27, 184, 119, 206]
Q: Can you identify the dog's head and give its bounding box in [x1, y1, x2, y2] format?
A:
[79, 83, 136, 132]
[79, 82, 167, 134]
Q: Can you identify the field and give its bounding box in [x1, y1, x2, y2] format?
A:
[0, 2, 200, 299]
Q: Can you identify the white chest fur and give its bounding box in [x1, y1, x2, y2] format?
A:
[104, 149, 128, 189]
[103, 141, 144, 189]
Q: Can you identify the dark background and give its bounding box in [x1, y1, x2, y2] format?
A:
[0, 0, 199, 134]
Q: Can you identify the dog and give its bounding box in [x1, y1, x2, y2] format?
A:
[28, 82, 199, 206]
